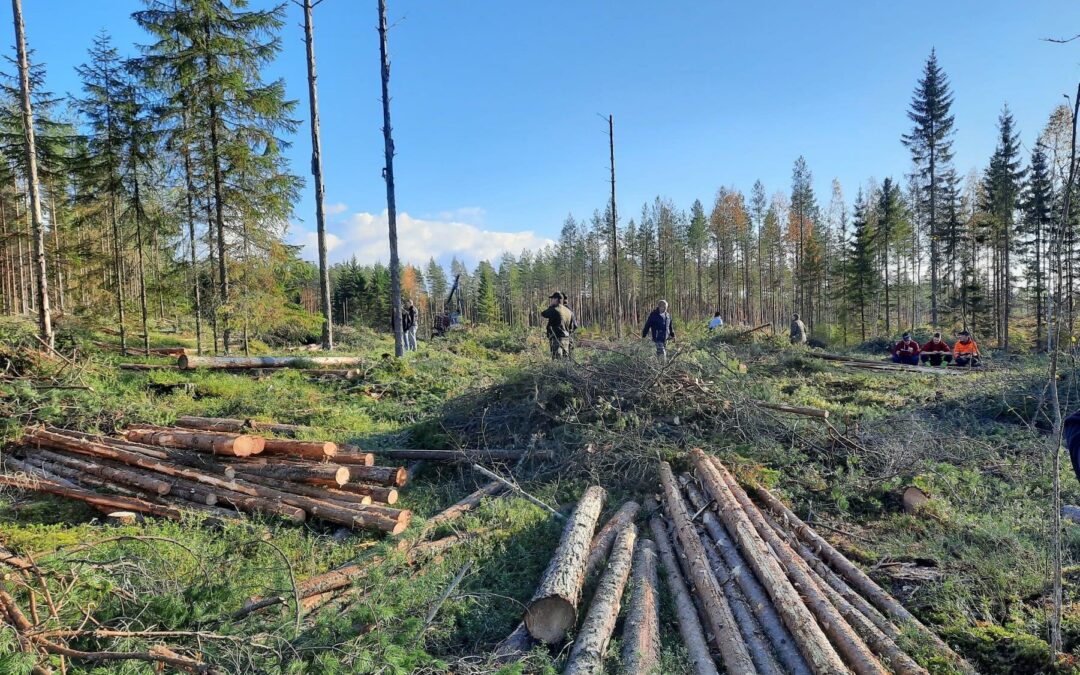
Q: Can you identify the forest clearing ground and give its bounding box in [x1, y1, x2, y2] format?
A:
[2, 316, 1080, 673]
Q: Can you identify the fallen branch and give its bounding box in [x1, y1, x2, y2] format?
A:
[470, 464, 562, 520]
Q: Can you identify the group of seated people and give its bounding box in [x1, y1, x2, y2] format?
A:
[891, 330, 981, 367]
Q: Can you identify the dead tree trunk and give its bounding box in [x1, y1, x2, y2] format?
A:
[621, 537, 660, 675]
[302, 0, 332, 350]
[11, 0, 51, 348]
[563, 523, 636, 675]
[523, 484, 606, 644]
[608, 114, 621, 338]
[377, 0, 404, 357]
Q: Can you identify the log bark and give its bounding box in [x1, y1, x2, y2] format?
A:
[621, 537, 660, 675]
[32, 448, 172, 496]
[49, 429, 237, 478]
[563, 523, 637, 675]
[658, 462, 755, 673]
[346, 464, 407, 487]
[233, 473, 372, 506]
[648, 516, 718, 675]
[680, 476, 810, 675]
[421, 481, 505, 536]
[260, 438, 337, 460]
[0, 473, 183, 519]
[751, 482, 974, 673]
[708, 455, 886, 675]
[523, 484, 606, 644]
[328, 450, 375, 466]
[178, 355, 366, 370]
[334, 482, 397, 504]
[688, 450, 846, 673]
[5, 455, 81, 488]
[232, 463, 349, 487]
[175, 416, 246, 433]
[123, 425, 263, 457]
[583, 500, 640, 580]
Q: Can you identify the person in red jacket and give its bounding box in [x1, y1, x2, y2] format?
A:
[891, 332, 920, 365]
[919, 332, 952, 367]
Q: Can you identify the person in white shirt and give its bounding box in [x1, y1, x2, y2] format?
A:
[708, 312, 724, 331]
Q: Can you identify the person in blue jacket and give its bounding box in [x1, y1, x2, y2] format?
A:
[642, 300, 675, 361]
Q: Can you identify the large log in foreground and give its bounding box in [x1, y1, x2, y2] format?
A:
[621, 537, 660, 675]
[751, 483, 976, 674]
[648, 516, 718, 675]
[523, 485, 606, 644]
[659, 462, 755, 673]
[123, 426, 263, 457]
[178, 355, 366, 370]
[563, 524, 637, 675]
[688, 450, 846, 673]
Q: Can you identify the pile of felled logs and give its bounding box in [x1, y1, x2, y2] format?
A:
[1, 419, 410, 535]
[650, 449, 974, 675]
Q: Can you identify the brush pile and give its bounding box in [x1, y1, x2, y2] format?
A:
[652, 449, 974, 675]
[1, 417, 410, 535]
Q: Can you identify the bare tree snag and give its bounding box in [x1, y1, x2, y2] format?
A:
[563, 523, 636, 675]
[687, 450, 845, 673]
[523, 485, 606, 644]
[583, 500, 640, 580]
[621, 537, 660, 675]
[658, 462, 755, 673]
[647, 516, 718, 675]
[378, 0, 404, 357]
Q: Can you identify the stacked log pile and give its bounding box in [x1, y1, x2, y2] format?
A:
[651, 450, 974, 675]
[1, 423, 411, 535]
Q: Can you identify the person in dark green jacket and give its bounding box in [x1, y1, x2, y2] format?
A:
[540, 292, 574, 360]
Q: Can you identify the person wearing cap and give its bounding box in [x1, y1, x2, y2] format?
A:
[642, 300, 676, 361]
[952, 330, 981, 367]
[920, 332, 952, 367]
[540, 292, 574, 360]
[790, 313, 807, 345]
[891, 332, 921, 365]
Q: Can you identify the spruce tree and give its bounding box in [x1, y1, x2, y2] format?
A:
[876, 177, 905, 332]
[982, 106, 1024, 350]
[845, 189, 879, 341]
[1024, 143, 1054, 349]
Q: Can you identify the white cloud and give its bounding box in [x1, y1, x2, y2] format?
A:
[291, 209, 553, 268]
[325, 202, 348, 216]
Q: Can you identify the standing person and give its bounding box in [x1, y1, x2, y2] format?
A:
[642, 300, 676, 361]
[708, 311, 724, 331]
[891, 332, 921, 365]
[402, 299, 418, 352]
[540, 292, 574, 360]
[789, 313, 807, 345]
[920, 332, 952, 367]
[952, 330, 981, 367]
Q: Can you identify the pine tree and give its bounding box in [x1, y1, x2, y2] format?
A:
[902, 48, 955, 325]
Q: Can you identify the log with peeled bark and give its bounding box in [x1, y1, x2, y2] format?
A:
[689, 450, 847, 674]
[231, 462, 349, 487]
[420, 481, 505, 537]
[327, 449, 375, 466]
[658, 462, 756, 673]
[123, 425, 264, 457]
[563, 523, 637, 675]
[708, 455, 886, 675]
[334, 482, 397, 504]
[178, 355, 366, 370]
[0, 473, 185, 520]
[346, 465, 407, 487]
[750, 483, 975, 674]
[32, 448, 172, 496]
[260, 438, 337, 460]
[583, 500, 640, 580]
[679, 475, 809, 675]
[647, 516, 717, 675]
[620, 537, 660, 675]
[49, 429, 238, 478]
[523, 485, 606, 644]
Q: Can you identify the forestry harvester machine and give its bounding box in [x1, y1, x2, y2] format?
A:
[433, 274, 465, 337]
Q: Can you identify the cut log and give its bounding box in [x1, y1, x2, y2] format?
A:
[583, 500, 640, 580]
[123, 425, 264, 457]
[4, 455, 81, 488]
[232, 463, 349, 487]
[329, 450, 376, 466]
[688, 450, 846, 673]
[178, 355, 366, 370]
[0, 474, 184, 520]
[175, 416, 246, 433]
[232, 473, 372, 506]
[680, 477, 810, 675]
[420, 481, 505, 536]
[49, 429, 237, 478]
[620, 537, 660, 675]
[118, 363, 178, 371]
[708, 455, 886, 675]
[364, 447, 546, 463]
[523, 485, 606, 644]
[751, 482, 975, 674]
[755, 401, 830, 419]
[32, 448, 172, 496]
[346, 465, 407, 487]
[246, 420, 310, 437]
[563, 523, 637, 675]
[261, 439, 337, 460]
[647, 516, 718, 675]
[658, 462, 755, 673]
[334, 483, 397, 504]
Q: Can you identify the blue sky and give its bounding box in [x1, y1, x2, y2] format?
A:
[19, 0, 1080, 268]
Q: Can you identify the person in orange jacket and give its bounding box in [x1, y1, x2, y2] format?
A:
[919, 332, 952, 367]
[952, 330, 981, 367]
